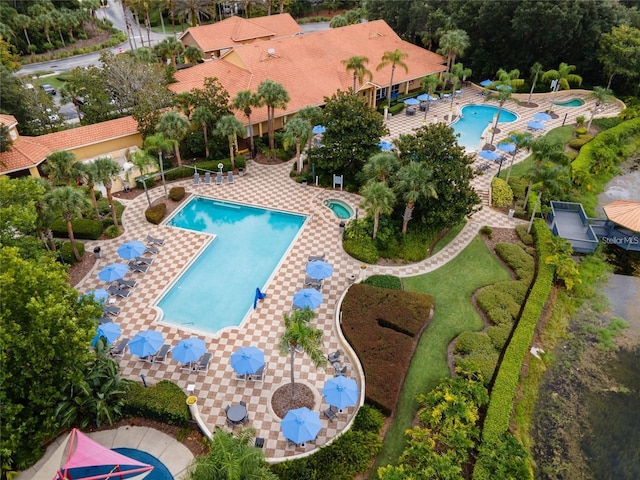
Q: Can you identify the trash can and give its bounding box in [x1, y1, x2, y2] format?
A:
[93, 246, 101, 258]
[339, 221, 346, 233]
[508, 209, 515, 218]
[347, 274, 357, 285]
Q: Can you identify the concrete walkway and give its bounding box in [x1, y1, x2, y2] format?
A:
[18, 426, 193, 480]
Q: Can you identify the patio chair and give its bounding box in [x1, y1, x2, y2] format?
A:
[117, 278, 137, 289]
[110, 338, 129, 357]
[144, 246, 159, 255]
[181, 361, 195, 371]
[98, 316, 112, 324]
[134, 256, 154, 265]
[324, 407, 337, 422]
[328, 350, 341, 363]
[307, 253, 325, 262]
[334, 365, 347, 377]
[146, 234, 165, 246]
[304, 275, 323, 290]
[227, 171, 234, 184]
[255, 437, 264, 449]
[216, 171, 223, 185]
[196, 352, 212, 373]
[251, 363, 267, 382]
[128, 262, 149, 273]
[240, 400, 247, 407]
[193, 173, 200, 186]
[204, 171, 211, 185]
[152, 344, 171, 363]
[103, 305, 121, 316]
[107, 286, 130, 298]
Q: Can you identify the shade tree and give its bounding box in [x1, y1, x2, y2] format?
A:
[394, 161, 437, 234]
[377, 48, 409, 110]
[257, 79, 290, 155]
[47, 186, 90, 262]
[92, 156, 123, 229]
[541, 62, 583, 106]
[342, 55, 373, 92]
[232, 89, 260, 155]
[360, 181, 396, 240]
[156, 111, 190, 167]
[485, 68, 524, 144]
[598, 25, 640, 90]
[282, 116, 312, 173]
[437, 28, 470, 73]
[215, 114, 245, 170]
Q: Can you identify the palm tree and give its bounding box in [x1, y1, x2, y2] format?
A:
[437, 29, 470, 73]
[155, 36, 184, 68]
[526, 163, 571, 233]
[215, 114, 245, 170]
[523, 137, 568, 208]
[75, 162, 101, 219]
[145, 132, 176, 164]
[443, 62, 471, 111]
[60, 82, 85, 120]
[47, 186, 90, 262]
[283, 117, 312, 173]
[257, 80, 290, 154]
[190, 106, 212, 158]
[420, 74, 441, 99]
[129, 149, 157, 184]
[13, 14, 31, 48]
[542, 62, 583, 106]
[342, 55, 373, 92]
[232, 90, 260, 156]
[92, 156, 122, 229]
[360, 181, 396, 239]
[504, 131, 533, 184]
[526, 62, 543, 105]
[586, 87, 614, 131]
[362, 152, 399, 183]
[295, 105, 323, 153]
[486, 68, 524, 144]
[183, 45, 204, 64]
[43, 150, 78, 186]
[156, 111, 190, 166]
[394, 162, 438, 234]
[190, 428, 278, 480]
[278, 308, 325, 398]
[377, 49, 409, 110]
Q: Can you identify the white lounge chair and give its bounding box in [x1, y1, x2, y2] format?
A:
[251, 362, 267, 382]
[196, 352, 212, 373]
[204, 171, 211, 185]
[193, 173, 200, 186]
[227, 171, 234, 184]
[110, 338, 129, 357]
[146, 234, 165, 246]
[152, 344, 171, 363]
[216, 172, 223, 185]
[107, 286, 129, 298]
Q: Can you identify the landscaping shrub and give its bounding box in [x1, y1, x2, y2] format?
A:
[123, 380, 190, 426]
[105, 225, 121, 238]
[59, 241, 84, 264]
[145, 203, 167, 224]
[362, 275, 402, 290]
[341, 284, 433, 415]
[495, 243, 535, 280]
[480, 225, 492, 238]
[169, 186, 185, 201]
[491, 177, 514, 207]
[568, 135, 594, 150]
[51, 219, 103, 240]
[575, 127, 588, 136]
[515, 225, 534, 245]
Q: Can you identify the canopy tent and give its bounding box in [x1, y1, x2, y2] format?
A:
[53, 429, 153, 480]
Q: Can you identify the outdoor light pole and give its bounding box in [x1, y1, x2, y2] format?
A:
[505, 151, 517, 184]
[496, 157, 503, 178]
[159, 151, 168, 199]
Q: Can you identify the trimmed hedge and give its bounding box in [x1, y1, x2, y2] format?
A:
[478, 220, 555, 445]
[169, 187, 185, 201]
[362, 274, 403, 290]
[145, 203, 167, 224]
[51, 219, 103, 240]
[494, 243, 534, 280]
[123, 380, 190, 426]
[59, 241, 85, 264]
[491, 177, 514, 207]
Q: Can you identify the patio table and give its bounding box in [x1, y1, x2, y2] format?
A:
[227, 404, 247, 424]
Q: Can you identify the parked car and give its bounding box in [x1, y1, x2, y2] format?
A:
[40, 84, 56, 95]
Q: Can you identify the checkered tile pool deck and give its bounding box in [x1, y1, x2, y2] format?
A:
[76, 91, 620, 461]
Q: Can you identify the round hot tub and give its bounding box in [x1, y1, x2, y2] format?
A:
[324, 199, 354, 220]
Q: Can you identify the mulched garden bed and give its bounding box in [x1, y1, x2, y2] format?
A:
[271, 383, 315, 419]
[340, 284, 434, 415]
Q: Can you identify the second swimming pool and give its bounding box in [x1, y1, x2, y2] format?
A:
[451, 104, 518, 151]
[157, 198, 307, 334]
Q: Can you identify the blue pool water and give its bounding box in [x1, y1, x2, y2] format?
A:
[325, 199, 353, 219]
[67, 448, 173, 480]
[554, 98, 584, 107]
[158, 198, 306, 334]
[451, 104, 517, 151]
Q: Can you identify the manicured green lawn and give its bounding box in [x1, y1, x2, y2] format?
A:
[370, 236, 511, 475]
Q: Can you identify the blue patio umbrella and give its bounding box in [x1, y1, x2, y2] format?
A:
[305, 260, 334, 280]
[377, 140, 394, 151]
[281, 407, 322, 444]
[84, 288, 109, 303]
[533, 112, 552, 122]
[527, 120, 546, 131]
[322, 376, 359, 409]
[478, 150, 501, 161]
[416, 93, 429, 102]
[293, 288, 323, 310]
[496, 84, 513, 92]
[479, 79, 493, 87]
[98, 263, 129, 282]
[172, 337, 206, 364]
[497, 142, 516, 154]
[95, 322, 121, 345]
[117, 240, 146, 260]
[312, 125, 326, 134]
[129, 330, 164, 357]
[231, 346, 265, 375]
[403, 98, 420, 106]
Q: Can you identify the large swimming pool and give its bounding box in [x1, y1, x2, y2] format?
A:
[451, 104, 518, 151]
[157, 197, 307, 334]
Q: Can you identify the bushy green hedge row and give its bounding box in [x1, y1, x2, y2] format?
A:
[51, 219, 103, 240]
[362, 275, 403, 290]
[494, 243, 535, 280]
[478, 220, 555, 446]
[270, 405, 383, 479]
[571, 117, 640, 176]
[160, 157, 248, 182]
[59, 241, 85, 264]
[123, 380, 190, 426]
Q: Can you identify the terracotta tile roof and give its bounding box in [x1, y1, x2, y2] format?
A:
[172, 20, 445, 124]
[0, 116, 139, 175]
[180, 14, 302, 53]
[0, 114, 18, 128]
[603, 200, 640, 232]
